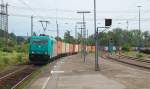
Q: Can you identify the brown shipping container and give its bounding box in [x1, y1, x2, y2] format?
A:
[73, 44, 75, 53]
[92, 46, 96, 52]
[69, 44, 74, 53]
[55, 41, 62, 55]
[87, 46, 92, 52]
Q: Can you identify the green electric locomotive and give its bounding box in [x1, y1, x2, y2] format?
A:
[29, 35, 55, 64]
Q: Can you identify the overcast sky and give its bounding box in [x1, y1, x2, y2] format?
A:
[2, 0, 150, 37]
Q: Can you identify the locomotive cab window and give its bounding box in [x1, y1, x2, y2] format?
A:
[32, 39, 48, 44]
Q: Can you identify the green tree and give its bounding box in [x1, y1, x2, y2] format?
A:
[86, 28, 150, 47]
[64, 31, 75, 44]
[55, 36, 62, 41]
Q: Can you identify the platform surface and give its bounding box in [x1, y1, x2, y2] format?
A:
[28, 54, 150, 89]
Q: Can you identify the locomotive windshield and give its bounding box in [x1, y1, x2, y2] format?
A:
[32, 39, 48, 44]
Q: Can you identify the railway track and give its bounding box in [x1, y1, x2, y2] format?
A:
[0, 53, 78, 89]
[105, 54, 150, 69]
[0, 65, 38, 89]
[117, 54, 150, 63]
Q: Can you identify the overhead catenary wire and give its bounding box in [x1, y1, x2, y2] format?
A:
[9, 13, 150, 22]
[9, 5, 150, 14]
[16, 0, 36, 15]
[6, 1, 150, 33]
[7, 2, 150, 25]
[8, 4, 150, 23]
[16, 0, 46, 20]
[10, 5, 75, 12]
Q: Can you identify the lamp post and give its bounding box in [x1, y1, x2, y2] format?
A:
[77, 11, 90, 63]
[137, 5, 142, 50]
[76, 22, 84, 58]
[137, 5, 142, 34]
[94, 0, 100, 71]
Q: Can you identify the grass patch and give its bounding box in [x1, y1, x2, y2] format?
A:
[3, 57, 9, 64]
[123, 51, 148, 59]
[0, 51, 28, 70]
[123, 51, 139, 57]
[16, 54, 23, 63]
[136, 53, 144, 58]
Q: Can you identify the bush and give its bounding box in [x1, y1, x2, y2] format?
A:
[16, 46, 24, 52]
[16, 54, 23, 63]
[122, 44, 131, 52]
[3, 57, 9, 65]
[136, 53, 144, 58]
[2, 47, 13, 53]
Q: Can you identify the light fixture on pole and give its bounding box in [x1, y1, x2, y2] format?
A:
[77, 11, 91, 63]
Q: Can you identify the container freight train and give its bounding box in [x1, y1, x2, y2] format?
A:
[29, 35, 95, 64]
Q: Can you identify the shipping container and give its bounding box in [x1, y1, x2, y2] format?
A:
[73, 44, 75, 53]
[87, 46, 92, 52]
[66, 43, 70, 53]
[69, 44, 74, 53]
[91, 46, 96, 52]
[75, 44, 79, 52]
[53, 40, 57, 57]
[55, 41, 62, 55]
[62, 42, 66, 54]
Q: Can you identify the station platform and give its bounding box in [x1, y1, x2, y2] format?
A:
[28, 54, 150, 89]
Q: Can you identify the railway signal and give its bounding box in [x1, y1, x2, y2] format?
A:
[105, 19, 112, 27]
[95, 19, 112, 71]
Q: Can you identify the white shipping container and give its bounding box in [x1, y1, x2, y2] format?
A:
[66, 43, 70, 53]
[62, 42, 66, 54]
[75, 45, 79, 52]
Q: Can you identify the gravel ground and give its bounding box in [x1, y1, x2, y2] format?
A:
[100, 57, 150, 89]
[58, 54, 150, 89]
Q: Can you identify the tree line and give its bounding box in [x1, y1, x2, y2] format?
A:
[0, 29, 27, 52]
[62, 28, 150, 47]
[1, 28, 149, 52]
